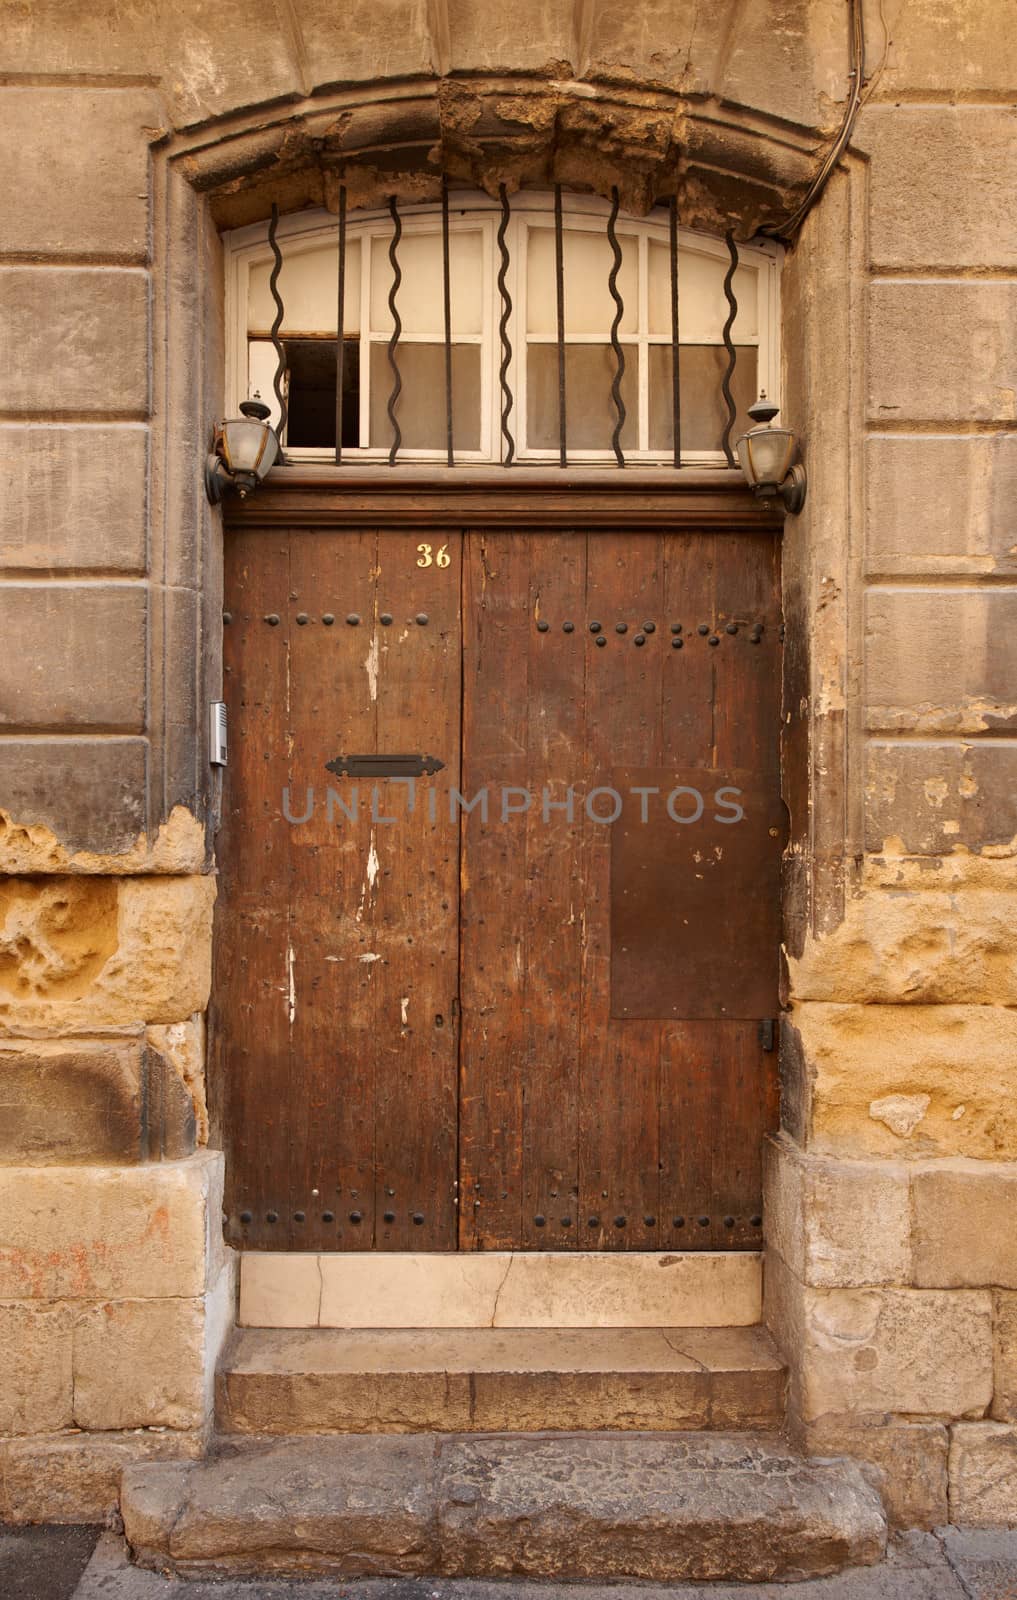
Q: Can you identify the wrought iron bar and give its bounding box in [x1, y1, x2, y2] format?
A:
[497, 184, 515, 465]
[720, 229, 739, 467]
[441, 177, 454, 466]
[335, 184, 347, 464]
[606, 186, 626, 468]
[669, 197, 680, 469]
[386, 196, 403, 466]
[554, 183, 567, 467]
[268, 203, 288, 452]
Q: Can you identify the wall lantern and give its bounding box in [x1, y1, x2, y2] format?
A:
[735, 397, 807, 515]
[205, 401, 280, 505]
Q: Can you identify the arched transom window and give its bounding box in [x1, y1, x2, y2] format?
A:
[226, 190, 780, 466]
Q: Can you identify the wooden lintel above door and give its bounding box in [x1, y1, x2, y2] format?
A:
[223, 466, 785, 531]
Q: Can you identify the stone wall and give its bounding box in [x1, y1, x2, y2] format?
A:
[1, 0, 1015, 1527]
[768, 3, 1017, 1526]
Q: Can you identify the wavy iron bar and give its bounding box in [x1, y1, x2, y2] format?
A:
[497, 185, 515, 465]
[385, 196, 403, 466]
[719, 230, 739, 467]
[268, 203, 288, 453]
[606, 186, 627, 468]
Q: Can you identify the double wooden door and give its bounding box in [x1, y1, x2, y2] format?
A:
[214, 519, 782, 1254]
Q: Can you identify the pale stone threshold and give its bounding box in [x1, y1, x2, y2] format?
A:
[238, 1250, 762, 1329]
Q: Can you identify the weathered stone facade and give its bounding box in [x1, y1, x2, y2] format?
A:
[1, 0, 1015, 1533]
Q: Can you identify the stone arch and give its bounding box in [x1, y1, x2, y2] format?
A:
[170, 71, 830, 240]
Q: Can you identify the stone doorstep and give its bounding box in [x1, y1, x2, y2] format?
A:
[121, 1431, 887, 1583]
[216, 1325, 787, 1434]
[238, 1250, 762, 1330]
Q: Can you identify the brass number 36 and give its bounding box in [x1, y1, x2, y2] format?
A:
[417, 543, 451, 569]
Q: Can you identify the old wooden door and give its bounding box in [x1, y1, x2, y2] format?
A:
[214, 500, 782, 1255]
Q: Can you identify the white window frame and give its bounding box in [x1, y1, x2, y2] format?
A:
[225, 189, 782, 467]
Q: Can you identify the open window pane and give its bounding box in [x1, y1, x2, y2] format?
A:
[647, 242, 759, 341]
[369, 343, 481, 451]
[648, 344, 758, 454]
[370, 231, 483, 336]
[281, 338, 361, 449]
[526, 228, 638, 337]
[249, 240, 362, 336]
[527, 344, 638, 452]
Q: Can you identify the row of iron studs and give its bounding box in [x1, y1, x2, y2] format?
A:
[231, 613, 771, 645]
[235, 1210, 762, 1229]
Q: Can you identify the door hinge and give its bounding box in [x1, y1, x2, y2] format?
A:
[758, 1018, 777, 1052]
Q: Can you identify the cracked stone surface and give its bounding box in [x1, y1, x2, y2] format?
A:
[120, 1431, 886, 1582]
[216, 1326, 785, 1434]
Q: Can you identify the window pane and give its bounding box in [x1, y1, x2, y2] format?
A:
[369, 343, 481, 451]
[281, 339, 360, 450]
[647, 242, 759, 341]
[648, 344, 758, 454]
[249, 240, 362, 336]
[527, 227, 638, 337]
[370, 231, 483, 336]
[527, 345, 638, 452]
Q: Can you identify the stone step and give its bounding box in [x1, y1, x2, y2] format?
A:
[121, 1431, 887, 1583]
[217, 1325, 786, 1434]
[238, 1249, 762, 1328]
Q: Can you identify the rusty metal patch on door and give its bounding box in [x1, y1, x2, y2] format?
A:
[610, 767, 784, 1021]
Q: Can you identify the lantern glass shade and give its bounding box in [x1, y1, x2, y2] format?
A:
[736, 426, 795, 490]
[220, 417, 278, 480]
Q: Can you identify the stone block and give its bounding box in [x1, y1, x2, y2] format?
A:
[0, 1300, 74, 1434]
[793, 1002, 1017, 1161]
[714, 0, 847, 133]
[217, 1324, 784, 1436]
[294, 0, 439, 82]
[949, 1422, 1017, 1526]
[865, 588, 1017, 736]
[577, 0, 714, 91]
[436, 1434, 885, 1583]
[868, 282, 1017, 426]
[148, 1016, 208, 1146]
[122, 1432, 885, 1582]
[0, 267, 149, 415]
[0, 874, 215, 1031]
[798, 1417, 949, 1529]
[122, 1435, 440, 1574]
[865, 435, 1017, 579]
[792, 1285, 992, 1423]
[73, 1297, 207, 1430]
[0, 1150, 225, 1300]
[1, 88, 157, 260]
[866, 0, 1017, 96]
[0, 738, 149, 862]
[0, 585, 146, 732]
[789, 886, 1017, 1005]
[0, 425, 149, 573]
[0, 2, 300, 129]
[866, 741, 1017, 855]
[0, 1037, 195, 1164]
[862, 105, 1017, 270]
[763, 1133, 911, 1287]
[0, 425, 148, 576]
[912, 1161, 1017, 1289]
[0, 1427, 205, 1525]
[447, 0, 571, 73]
[993, 1292, 1017, 1421]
